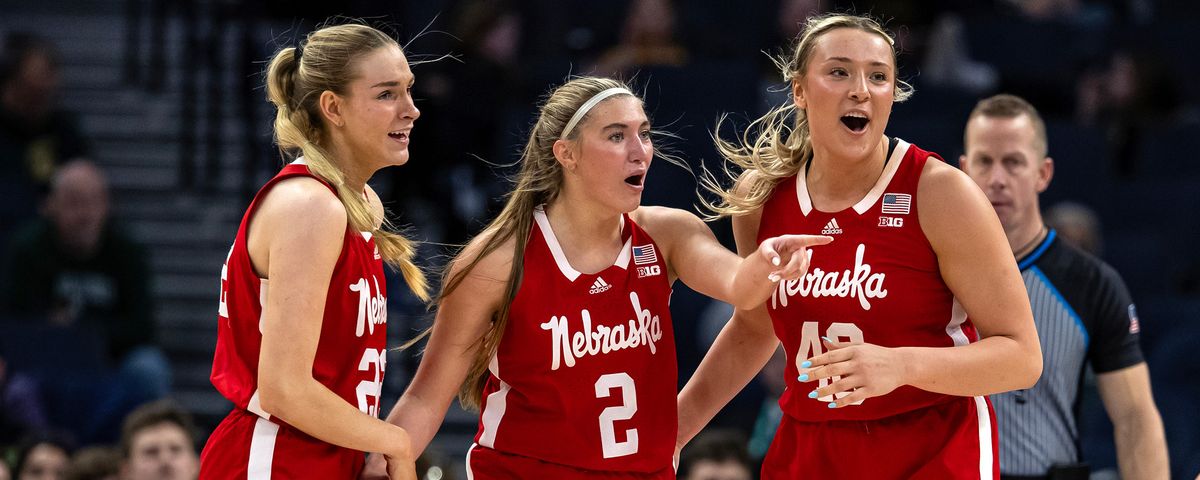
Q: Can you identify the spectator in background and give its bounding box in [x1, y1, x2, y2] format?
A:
[12, 433, 72, 480]
[677, 430, 753, 480]
[0, 159, 169, 443]
[1075, 49, 1179, 177]
[385, 0, 526, 245]
[960, 93, 1168, 479]
[118, 401, 198, 480]
[920, 13, 999, 95]
[0, 354, 49, 445]
[1, 458, 11, 480]
[592, 0, 687, 77]
[0, 33, 90, 238]
[1, 160, 154, 352]
[63, 447, 118, 480]
[1045, 201, 1103, 256]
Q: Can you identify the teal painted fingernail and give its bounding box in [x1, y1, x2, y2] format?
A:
[827, 402, 837, 408]
[798, 373, 809, 382]
[808, 390, 817, 399]
[800, 361, 812, 368]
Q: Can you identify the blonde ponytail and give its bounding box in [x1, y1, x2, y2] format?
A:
[264, 24, 428, 301]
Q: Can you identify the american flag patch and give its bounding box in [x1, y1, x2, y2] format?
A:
[632, 244, 659, 265]
[1128, 304, 1140, 334]
[881, 193, 912, 215]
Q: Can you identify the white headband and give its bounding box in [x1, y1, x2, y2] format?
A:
[559, 87, 634, 139]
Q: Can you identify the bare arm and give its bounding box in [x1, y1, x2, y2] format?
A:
[675, 206, 781, 448]
[1096, 363, 1170, 479]
[636, 206, 830, 311]
[806, 162, 1041, 405]
[905, 162, 1041, 395]
[386, 234, 507, 453]
[360, 232, 511, 479]
[251, 178, 414, 475]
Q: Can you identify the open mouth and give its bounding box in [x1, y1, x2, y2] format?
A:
[840, 115, 869, 133]
[388, 130, 409, 141]
[624, 174, 645, 187]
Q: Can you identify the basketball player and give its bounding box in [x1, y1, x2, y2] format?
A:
[199, 24, 427, 480]
[960, 94, 1168, 479]
[363, 76, 832, 479]
[676, 14, 1043, 478]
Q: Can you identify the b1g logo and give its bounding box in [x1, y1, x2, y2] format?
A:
[637, 265, 661, 278]
[878, 216, 903, 228]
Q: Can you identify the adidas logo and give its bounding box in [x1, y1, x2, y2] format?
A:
[589, 277, 612, 294]
[821, 218, 843, 235]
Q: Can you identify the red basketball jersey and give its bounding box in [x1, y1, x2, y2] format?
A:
[758, 139, 988, 422]
[202, 161, 388, 478]
[471, 207, 676, 474]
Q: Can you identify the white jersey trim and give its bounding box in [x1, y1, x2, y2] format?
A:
[258, 279, 269, 333]
[974, 395, 995, 480]
[465, 443, 479, 480]
[795, 138, 910, 216]
[247, 390, 270, 420]
[945, 298, 971, 346]
[533, 206, 633, 282]
[477, 355, 510, 448]
[947, 298, 993, 479]
[247, 417, 280, 480]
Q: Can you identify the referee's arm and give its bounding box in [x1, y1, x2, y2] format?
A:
[1096, 364, 1169, 479]
[1090, 268, 1168, 480]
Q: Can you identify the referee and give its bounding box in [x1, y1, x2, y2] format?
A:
[959, 94, 1169, 479]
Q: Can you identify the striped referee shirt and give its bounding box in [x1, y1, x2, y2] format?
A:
[992, 230, 1144, 476]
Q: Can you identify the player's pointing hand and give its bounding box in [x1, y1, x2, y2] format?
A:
[759, 234, 834, 282]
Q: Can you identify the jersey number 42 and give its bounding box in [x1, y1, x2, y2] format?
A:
[798, 321, 865, 405]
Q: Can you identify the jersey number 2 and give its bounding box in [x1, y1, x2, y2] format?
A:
[595, 372, 638, 458]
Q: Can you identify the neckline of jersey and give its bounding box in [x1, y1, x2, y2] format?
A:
[532, 205, 633, 282]
[796, 137, 908, 216]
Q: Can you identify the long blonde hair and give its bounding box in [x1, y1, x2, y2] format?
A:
[264, 23, 427, 300]
[443, 77, 637, 410]
[704, 13, 913, 217]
